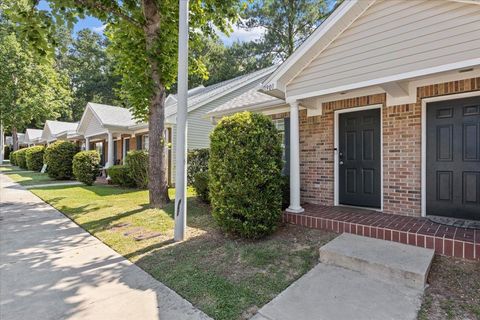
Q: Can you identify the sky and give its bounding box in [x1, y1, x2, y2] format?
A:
[38, 0, 264, 45]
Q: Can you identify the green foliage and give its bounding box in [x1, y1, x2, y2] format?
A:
[15, 148, 28, 169]
[62, 29, 118, 121]
[72, 150, 100, 186]
[9, 149, 16, 165]
[0, 28, 72, 136]
[242, 0, 332, 61]
[107, 165, 136, 188]
[187, 148, 210, 185]
[193, 171, 210, 203]
[281, 175, 290, 210]
[44, 141, 78, 180]
[209, 112, 283, 238]
[125, 150, 149, 189]
[25, 146, 45, 171]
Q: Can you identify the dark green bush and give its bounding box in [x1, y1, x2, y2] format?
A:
[9, 150, 17, 166]
[73, 150, 100, 186]
[4, 146, 12, 161]
[125, 150, 148, 189]
[44, 141, 78, 180]
[281, 175, 290, 210]
[25, 146, 45, 171]
[193, 171, 210, 203]
[209, 111, 283, 238]
[187, 148, 209, 185]
[107, 165, 135, 187]
[15, 148, 28, 169]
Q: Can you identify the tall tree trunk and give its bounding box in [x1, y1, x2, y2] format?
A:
[143, 0, 170, 208]
[12, 127, 19, 151]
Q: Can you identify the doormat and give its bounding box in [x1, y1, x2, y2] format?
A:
[427, 215, 480, 230]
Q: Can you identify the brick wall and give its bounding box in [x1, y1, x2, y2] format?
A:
[278, 77, 480, 217]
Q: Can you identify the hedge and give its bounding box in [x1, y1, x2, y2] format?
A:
[187, 148, 209, 185]
[193, 171, 209, 203]
[107, 165, 135, 187]
[9, 151, 17, 166]
[124, 150, 148, 189]
[25, 146, 45, 171]
[44, 141, 78, 179]
[209, 112, 283, 238]
[15, 148, 28, 169]
[73, 151, 101, 185]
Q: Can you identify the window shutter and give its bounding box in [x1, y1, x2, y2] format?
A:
[113, 140, 118, 164]
[284, 117, 290, 176]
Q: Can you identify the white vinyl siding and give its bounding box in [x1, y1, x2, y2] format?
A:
[170, 80, 261, 184]
[82, 110, 105, 137]
[287, 0, 480, 97]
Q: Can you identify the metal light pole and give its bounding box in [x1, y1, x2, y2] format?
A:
[174, 0, 189, 242]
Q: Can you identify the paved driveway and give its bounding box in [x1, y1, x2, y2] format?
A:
[0, 173, 211, 320]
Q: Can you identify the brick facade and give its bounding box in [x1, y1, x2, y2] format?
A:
[279, 77, 480, 217]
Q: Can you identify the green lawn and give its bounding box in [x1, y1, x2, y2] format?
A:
[30, 184, 336, 320]
[0, 165, 17, 172]
[5, 169, 56, 186]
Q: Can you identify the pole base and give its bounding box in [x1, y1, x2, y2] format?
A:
[286, 206, 304, 213]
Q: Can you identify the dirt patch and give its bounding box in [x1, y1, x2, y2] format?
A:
[419, 255, 480, 320]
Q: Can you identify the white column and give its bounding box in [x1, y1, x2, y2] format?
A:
[174, 0, 189, 242]
[122, 138, 127, 164]
[85, 137, 90, 151]
[287, 101, 304, 213]
[106, 132, 114, 168]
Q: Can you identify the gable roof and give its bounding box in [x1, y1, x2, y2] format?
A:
[262, 0, 480, 102]
[165, 66, 277, 121]
[87, 103, 137, 127]
[45, 120, 78, 135]
[24, 128, 43, 141]
[208, 87, 286, 118]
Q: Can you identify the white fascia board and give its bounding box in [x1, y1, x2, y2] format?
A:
[286, 58, 480, 103]
[205, 100, 287, 119]
[262, 0, 359, 93]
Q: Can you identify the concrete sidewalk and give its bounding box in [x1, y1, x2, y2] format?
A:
[0, 173, 211, 320]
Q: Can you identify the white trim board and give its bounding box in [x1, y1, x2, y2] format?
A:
[420, 90, 480, 217]
[334, 104, 384, 211]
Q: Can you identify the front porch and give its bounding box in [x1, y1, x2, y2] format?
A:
[283, 204, 479, 261]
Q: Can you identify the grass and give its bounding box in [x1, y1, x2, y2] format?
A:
[418, 255, 480, 320]
[30, 184, 336, 320]
[5, 168, 56, 186]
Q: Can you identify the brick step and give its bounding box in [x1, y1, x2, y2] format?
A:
[319, 233, 435, 290]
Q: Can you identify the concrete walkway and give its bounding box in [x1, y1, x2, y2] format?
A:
[0, 173, 211, 320]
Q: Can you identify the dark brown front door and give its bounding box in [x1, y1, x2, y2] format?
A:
[339, 108, 381, 208]
[426, 96, 480, 220]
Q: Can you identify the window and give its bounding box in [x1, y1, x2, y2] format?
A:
[273, 119, 286, 161]
[95, 142, 104, 165]
[143, 134, 149, 151]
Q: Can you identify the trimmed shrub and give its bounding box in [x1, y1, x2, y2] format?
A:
[187, 148, 209, 185]
[125, 150, 148, 189]
[193, 171, 209, 203]
[44, 141, 78, 180]
[15, 148, 28, 169]
[9, 151, 17, 166]
[107, 165, 135, 187]
[25, 146, 45, 171]
[209, 112, 283, 238]
[73, 150, 101, 186]
[4, 146, 12, 161]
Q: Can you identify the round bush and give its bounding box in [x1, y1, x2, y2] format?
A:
[25, 146, 45, 171]
[73, 150, 101, 185]
[15, 148, 28, 169]
[187, 148, 209, 185]
[125, 150, 148, 189]
[44, 141, 78, 180]
[9, 150, 17, 166]
[193, 171, 209, 203]
[107, 165, 135, 187]
[209, 112, 283, 238]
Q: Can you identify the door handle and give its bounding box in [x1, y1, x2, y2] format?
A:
[339, 161, 344, 165]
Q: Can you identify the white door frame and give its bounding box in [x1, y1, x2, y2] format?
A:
[421, 91, 480, 217]
[334, 104, 384, 211]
